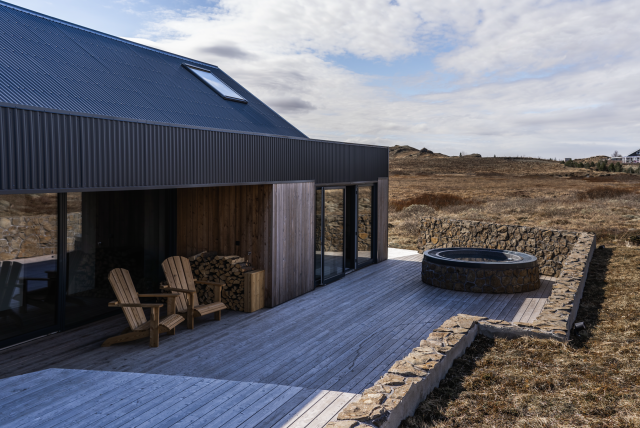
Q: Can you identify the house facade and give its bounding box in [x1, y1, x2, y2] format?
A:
[0, 2, 388, 348]
[622, 149, 640, 164]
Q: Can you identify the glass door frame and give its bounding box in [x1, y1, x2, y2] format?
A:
[354, 184, 376, 270]
[315, 186, 347, 286]
[315, 182, 378, 286]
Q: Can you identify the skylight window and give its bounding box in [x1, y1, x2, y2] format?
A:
[183, 64, 247, 103]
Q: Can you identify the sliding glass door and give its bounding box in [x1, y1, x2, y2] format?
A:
[357, 186, 374, 267]
[315, 187, 346, 285]
[323, 188, 345, 281]
[315, 184, 376, 286]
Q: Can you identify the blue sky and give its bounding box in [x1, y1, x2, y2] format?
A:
[8, 0, 640, 158]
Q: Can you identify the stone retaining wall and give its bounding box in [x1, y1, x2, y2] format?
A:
[417, 217, 581, 277]
[329, 229, 595, 428]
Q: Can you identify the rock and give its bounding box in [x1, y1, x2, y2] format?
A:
[361, 393, 386, 405]
[362, 384, 392, 395]
[377, 373, 405, 386]
[388, 360, 427, 377]
[325, 421, 360, 428]
[337, 402, 385, 421]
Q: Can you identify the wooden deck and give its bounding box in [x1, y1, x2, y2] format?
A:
[0, 249, 554, 427]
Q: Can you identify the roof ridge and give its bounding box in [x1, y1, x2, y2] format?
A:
[0, 0, 217, 69]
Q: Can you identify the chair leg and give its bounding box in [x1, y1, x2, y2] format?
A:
[214, 311, 221, 321]
[187, 294, 194, 330]
[167, 296, 176, 335]
[150, 307, 159, 347]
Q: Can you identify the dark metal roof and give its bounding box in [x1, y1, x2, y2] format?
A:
[628, 149, 640, 156]
[0, 1, 307, 138]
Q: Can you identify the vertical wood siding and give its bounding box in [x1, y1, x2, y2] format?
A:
[176, 182, 315, 308]
[269, 182, 315, 307]
[176, 186, 271, 276]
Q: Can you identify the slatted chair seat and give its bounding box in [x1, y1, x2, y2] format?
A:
[103, 268, 185, 348]
[161, 256, 227, 329]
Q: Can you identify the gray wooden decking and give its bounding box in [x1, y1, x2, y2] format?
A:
[0, 249, 554, 427]
[0, 369, 358, 428]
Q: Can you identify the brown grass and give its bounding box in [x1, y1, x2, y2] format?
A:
[402, 246, 640, 427]
[577, 186, 636, 201]
[388, 156, 640, 249]
[390, 193, 476, 212]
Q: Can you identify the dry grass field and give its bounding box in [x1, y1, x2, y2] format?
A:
[388, 147, 640, 250]
[389, 146, 640, 427]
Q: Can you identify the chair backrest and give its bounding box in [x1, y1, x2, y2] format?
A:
[108, 268, 147, 330]
[0, 262, 23, 311]
[161, 256, 200, 313]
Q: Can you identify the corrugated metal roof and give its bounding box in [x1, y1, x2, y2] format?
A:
[0, 1, 307, 138]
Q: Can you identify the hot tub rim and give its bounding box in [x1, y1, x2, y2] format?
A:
[423, 247, 538, 270]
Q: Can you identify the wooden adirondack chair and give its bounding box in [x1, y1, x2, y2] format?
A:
[103, 268, 185, 347]
[161, 256, 227, 329]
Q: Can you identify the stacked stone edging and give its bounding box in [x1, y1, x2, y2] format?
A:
[329, 230, 595, 428]
[418, 217, 581, 277]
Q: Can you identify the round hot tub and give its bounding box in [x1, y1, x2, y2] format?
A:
[421, 248, 540, 293]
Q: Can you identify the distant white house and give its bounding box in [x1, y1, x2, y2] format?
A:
[622, 149, 640, 164]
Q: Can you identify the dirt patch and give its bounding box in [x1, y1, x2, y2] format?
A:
[401, 246, 640, 428]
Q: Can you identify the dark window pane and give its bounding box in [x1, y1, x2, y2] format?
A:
[357, 186, 373, 266]
[0, 193, 58, 342]
[323, 189, 344, 280]
[65, 191, 149, 327]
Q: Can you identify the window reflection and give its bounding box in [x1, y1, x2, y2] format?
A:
[0, 193, 57, 342]
[323, 189, 344, 279]
[357, 186, 373, 266]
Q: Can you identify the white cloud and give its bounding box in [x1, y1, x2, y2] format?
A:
[130, 0, 640, 158]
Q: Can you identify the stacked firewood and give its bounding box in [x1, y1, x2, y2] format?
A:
[188, 252, 254, 311]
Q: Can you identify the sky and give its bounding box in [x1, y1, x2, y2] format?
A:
[9, 0, 640, 158]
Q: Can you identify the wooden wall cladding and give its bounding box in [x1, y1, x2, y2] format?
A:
[269, 182, 315, 307]
[177, 182, 315, 309]
[377, 177, 389, 263]
[176, 185, 271, 276]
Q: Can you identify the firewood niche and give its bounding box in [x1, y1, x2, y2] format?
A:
[187, 251, 264, 313]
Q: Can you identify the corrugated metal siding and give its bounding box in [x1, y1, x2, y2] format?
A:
[0, 2, 307, 138]
[0, 106, 388, 193]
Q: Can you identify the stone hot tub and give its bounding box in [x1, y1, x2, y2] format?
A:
[422, 248, 540, 293]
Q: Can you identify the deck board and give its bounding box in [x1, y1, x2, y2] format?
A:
[0, 250, 556, 427]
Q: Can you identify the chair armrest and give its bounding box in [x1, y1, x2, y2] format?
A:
[159, 287, 197, 295]
[138, 293, 180, 298]
[108, 301, 163, 308]
[194, 280, 224, 288]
